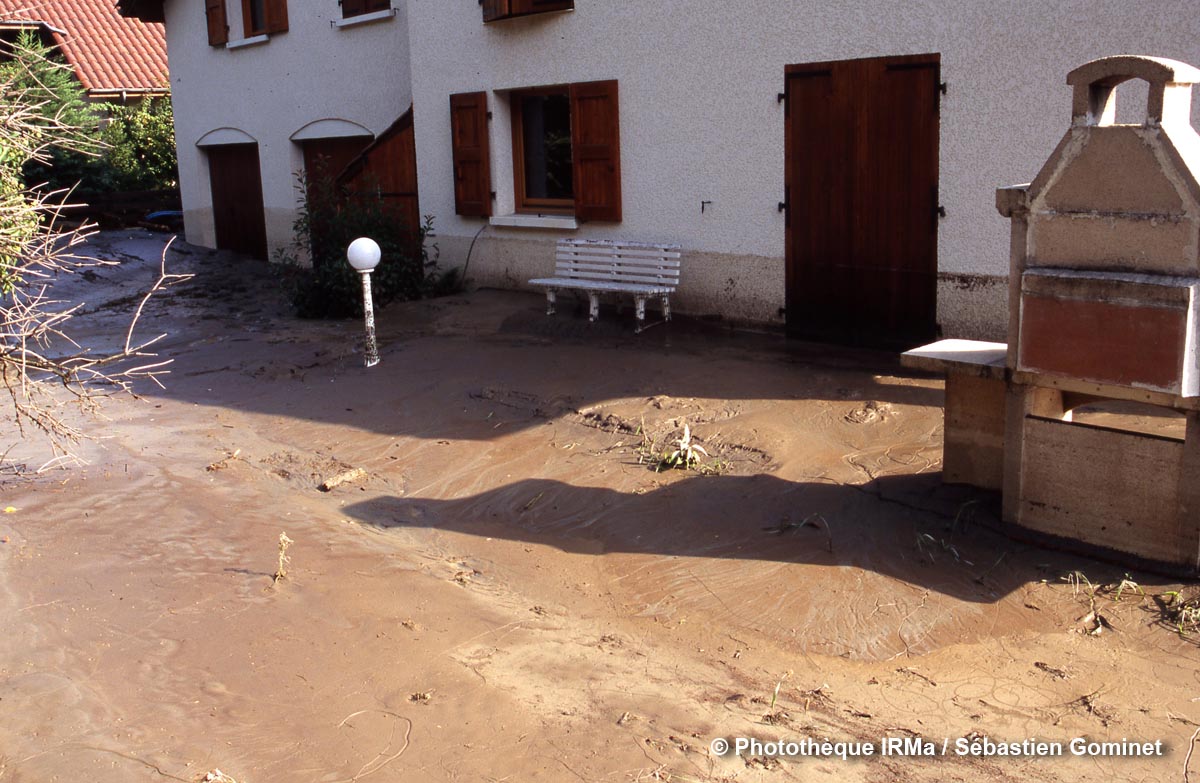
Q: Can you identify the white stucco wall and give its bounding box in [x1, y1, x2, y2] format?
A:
[162, 0, 412, 259]
[407, 0, 1200, 338]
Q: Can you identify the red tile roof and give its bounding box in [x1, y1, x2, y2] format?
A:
[0, 0, 167, 94]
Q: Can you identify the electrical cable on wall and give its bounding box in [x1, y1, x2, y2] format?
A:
[461, 221, 488, 284]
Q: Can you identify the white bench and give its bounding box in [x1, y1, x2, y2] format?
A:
[529, 239, 681, 328]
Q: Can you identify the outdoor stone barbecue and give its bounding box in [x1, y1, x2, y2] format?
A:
[904, 55, 1200, 575]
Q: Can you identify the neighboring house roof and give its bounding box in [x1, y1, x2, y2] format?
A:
[0, 0, 167, 95]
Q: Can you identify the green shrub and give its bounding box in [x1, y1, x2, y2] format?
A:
[0, 32, 99, 292]
[278, 164, 445, 319]
[0, 32, 101, 201]
[99, 97, 177, 192]
[0, 32, 176, 200]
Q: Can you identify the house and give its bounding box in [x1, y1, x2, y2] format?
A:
[120, 0, 410, 261]
[0, 0, 167, 105]
[118, 0, 1200, 345]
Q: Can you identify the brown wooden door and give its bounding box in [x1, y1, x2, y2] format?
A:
[207, 143, 268, 260]
[302, 137, 371, 187]
[338, 109, 421, 239]
[785, 54, 940, 348]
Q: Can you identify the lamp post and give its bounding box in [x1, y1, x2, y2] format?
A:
[347, 237, 382, 368]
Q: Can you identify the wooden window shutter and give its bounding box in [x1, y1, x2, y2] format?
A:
[570, 80, 621, 222]
[449, 92, 492, 217]
[341, 0, 366, 18]
[205, 0, 228, 45]
[265, 0, 288, 33]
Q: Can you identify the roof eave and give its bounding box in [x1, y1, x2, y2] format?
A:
[87, 87, 170, 97]
[0, 20, 67, 35]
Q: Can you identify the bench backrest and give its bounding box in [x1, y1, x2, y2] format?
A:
[554, 239, 682, 288]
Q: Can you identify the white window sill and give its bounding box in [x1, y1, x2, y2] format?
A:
[489, 214, 578, 230]
[334, 9, 396, 29]
[226, 34, 269, 50]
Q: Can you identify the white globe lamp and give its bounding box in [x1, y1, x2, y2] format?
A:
[347, 237, 381, 272]
[346, 237, 382, 367]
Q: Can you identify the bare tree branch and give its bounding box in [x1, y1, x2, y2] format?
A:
[0, 34, 187, 470]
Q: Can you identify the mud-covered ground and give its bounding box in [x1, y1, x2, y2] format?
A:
[1, 231, 1197, 783]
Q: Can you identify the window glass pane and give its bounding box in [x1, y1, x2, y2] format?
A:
[248, 0, 266, 32]
[521, 93, 573, 200]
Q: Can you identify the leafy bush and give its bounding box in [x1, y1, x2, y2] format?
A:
[98, 98, 178, 192]
[278, 164, 444, 319]
[0, 32, 100, 201]
[0, 32, 176, 199]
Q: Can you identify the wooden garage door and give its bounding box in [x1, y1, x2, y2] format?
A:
[302, 136, 372, 199]
[207, 143, 268, 260]
[784, 54, 940, 348]
[339, 109, 421, 241]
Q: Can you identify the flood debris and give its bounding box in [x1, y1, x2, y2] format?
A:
[201, 771, 240, 783]
[273, 532, 294, 585]
[844, 400, 892, 424]
[318, 467, 367, 492]
[205, 448, 242, 472]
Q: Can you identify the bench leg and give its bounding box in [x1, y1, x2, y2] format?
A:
[662, 295, 671, 321]
[545, 290, 556, 316]
[588, 293, 600, 322]
[635, 296, 646, 323]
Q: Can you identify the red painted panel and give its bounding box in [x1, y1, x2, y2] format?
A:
[1019, 294, 1187, 391]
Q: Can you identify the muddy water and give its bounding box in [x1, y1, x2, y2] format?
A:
[1, 232, 1198, 782]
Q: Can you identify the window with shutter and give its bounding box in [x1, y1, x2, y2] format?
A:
[569, 80, 621, 222]
[342, 0, 389, 18]
[449, 92, 493, 217]
[511, 88, 574, 214]
[205, 0, 228, 46]
[242, 0, 287, 36]
[481, 0, 572, 23]
[492, 79, 621, 221]
[242, 0, 266, 35]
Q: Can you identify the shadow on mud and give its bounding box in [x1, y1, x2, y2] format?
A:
[342, 472, 1119, 605]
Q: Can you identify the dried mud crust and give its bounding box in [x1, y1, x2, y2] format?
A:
[468, 386, 775, 474]
[3, 233, 1197, 783]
